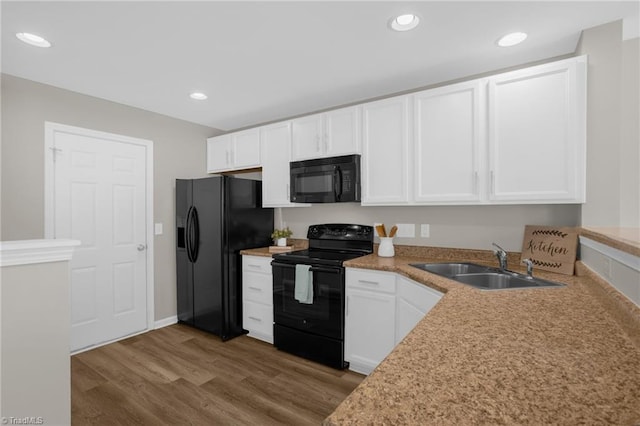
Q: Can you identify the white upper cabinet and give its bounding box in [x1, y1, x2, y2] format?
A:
[361, 96, 410, 205]
[488, 56, 586, 203]
[325, 106, 361, 157]
[205, 56, 586, 206]
[413, 80, 483, 203]
[206, 128, 261, 173]
[291, 106, 361, 161]
[207, 134, 232, 172]
[260, 122, 311, 208]
[291, 114, 324, 160]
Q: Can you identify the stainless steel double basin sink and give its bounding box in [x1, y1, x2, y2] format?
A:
[410, 262, 565, 291]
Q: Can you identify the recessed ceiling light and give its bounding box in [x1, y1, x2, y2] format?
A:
[497, 32, 528, 47]
[190, 92, 208, 100]
[389, 13, 420, 32]
[16, 32, 51, 48]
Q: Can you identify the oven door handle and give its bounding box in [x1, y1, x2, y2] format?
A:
[271, 261, 297, 269]
[309, 266, 343, 274]
[271, 262, 343, 275]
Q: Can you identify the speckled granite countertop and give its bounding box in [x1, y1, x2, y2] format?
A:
[324, 250, 640, 425]
[581, 227, 640, 257]
[240, 238, 308, 257]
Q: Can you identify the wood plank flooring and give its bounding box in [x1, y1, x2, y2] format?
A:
[72, 324, 364, 425]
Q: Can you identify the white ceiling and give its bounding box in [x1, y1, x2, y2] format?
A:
[2, 1, 639, 131]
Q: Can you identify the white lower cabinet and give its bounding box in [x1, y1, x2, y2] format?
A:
[242, 255, 273, 343]
[345, 268, 443, 375]
[395, 275, 442, 344]
[345, 269, 396, 375]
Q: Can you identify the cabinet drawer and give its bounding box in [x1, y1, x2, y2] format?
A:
[243, 301, 273, 337]
[397, 275, 443, 313]
[347, 268, 396, 294]
[242, 255, 273, 274]
[243, 271, 273, 305]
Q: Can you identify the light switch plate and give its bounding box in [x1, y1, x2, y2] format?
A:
[155, 223, 163, 235]
[421, 224, 430, 238]
[395, 223, 415, 238]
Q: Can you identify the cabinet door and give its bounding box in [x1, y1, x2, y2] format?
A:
[488, 56, 586, 203]
[206, 134, 233, 173]
[361, 96, 411, 205]
[414, 81, 483, 203]
[395, 275, 442, 344]
[291, 114, 323, 161]
[396, 298, 426, 345]
[325, 106, 361, 157]
[260, 122, 311, 208]
[345, 288, 396, 375]
[232, 128, 261, 169]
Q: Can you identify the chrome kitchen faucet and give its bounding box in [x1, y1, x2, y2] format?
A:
[492, 242, 508, 271]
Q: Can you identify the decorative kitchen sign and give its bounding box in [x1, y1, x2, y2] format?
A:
[520, 225, 578, 275]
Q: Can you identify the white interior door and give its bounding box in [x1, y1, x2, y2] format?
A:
[46, 124, 152, 352]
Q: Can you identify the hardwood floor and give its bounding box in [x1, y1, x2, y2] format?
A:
[72, 324, 364, 425]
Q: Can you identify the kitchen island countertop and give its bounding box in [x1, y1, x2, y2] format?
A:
[324, 251, 640, 425]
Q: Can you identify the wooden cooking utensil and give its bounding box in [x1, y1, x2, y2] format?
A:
[388, 225, 398, 238]
[375, 224, 387, 237]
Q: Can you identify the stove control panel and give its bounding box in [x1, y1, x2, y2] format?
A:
[307, 224, 373, 242]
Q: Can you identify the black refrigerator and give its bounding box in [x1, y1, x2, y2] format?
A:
[176, 176, 274, 341]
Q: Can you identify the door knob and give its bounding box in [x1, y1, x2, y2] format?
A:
[137, 244, 146, 251]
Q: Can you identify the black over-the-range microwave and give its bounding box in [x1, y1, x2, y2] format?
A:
[290, 154, 361, 203]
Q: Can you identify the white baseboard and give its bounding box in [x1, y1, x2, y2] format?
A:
[71, 317, 178, 355]
[154, 315, 178, 329]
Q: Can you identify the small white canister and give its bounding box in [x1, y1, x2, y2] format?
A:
[378, 237, 395, 257]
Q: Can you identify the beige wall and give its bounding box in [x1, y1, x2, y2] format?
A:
[577, 20, 640, 228]
[281, 204, 581, 252]
[0, 74, 220, 320]
[620, 37, 640, 227]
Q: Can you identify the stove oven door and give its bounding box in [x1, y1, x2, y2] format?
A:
[272, 261, 345, 340]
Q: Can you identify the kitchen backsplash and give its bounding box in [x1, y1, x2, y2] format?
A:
[279, 203, 581, 252]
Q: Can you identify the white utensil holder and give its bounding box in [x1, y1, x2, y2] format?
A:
[378, 237, 395, 257]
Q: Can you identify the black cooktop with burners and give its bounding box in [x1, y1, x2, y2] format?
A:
[272, 224, 374, 266]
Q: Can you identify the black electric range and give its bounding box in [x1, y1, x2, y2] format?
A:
[271, 224, 373, 369]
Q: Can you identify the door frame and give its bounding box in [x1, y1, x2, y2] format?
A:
[43, 121, 155, 339]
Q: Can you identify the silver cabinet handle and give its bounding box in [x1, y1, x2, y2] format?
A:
[248, 316, 262, 322]
[137, 244, 146, 251]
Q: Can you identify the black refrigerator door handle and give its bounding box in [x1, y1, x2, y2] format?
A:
[185, 206, 194, 263]
[190, 206, 200, 262]
[333, 166, 343, 201]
